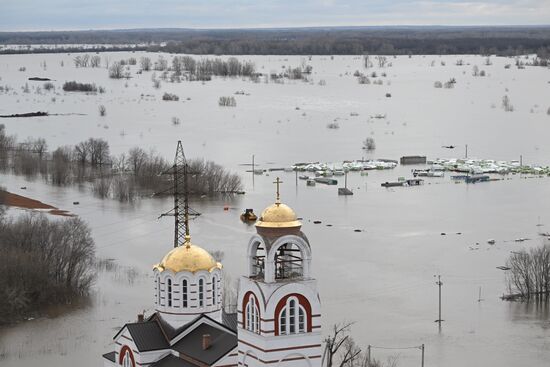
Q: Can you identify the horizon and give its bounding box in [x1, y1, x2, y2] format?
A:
[1, 0, 550, 32]
[3, 24, 550, 34]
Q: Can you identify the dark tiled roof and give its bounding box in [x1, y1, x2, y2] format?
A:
[125, 321, 170, 352]
[153, 313, 194, 341]
[102, 351, 116, 362]
[173, 323, 237, 365]
[222, 311, 238, 332]
[151, 354, 196, 367]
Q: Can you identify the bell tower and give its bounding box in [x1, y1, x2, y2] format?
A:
[237, 178, 322, 367]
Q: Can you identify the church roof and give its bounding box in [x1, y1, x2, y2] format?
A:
[118, 321, 170, 352]
[154, 242, 222, 274]
[222, 311, 238, 332]
[102, 351, 116, 363]
[173, 323, 237, 365]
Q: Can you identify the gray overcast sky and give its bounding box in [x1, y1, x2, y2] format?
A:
[1, 0, 549, 31]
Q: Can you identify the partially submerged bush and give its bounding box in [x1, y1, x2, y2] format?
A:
[434, 81, 443, 88]
[63, 81, 97, 92]
[98, 105, 106, 116]
[108, 61, 124, 79]
[327, 122, 340, 129]
[0, 214, 96, 323]
[357, 75, 370, 84]
[162, 93, 179, 101]
[219, 96, 237, 107]
[43, 82, 54, 91]
[363, 137, 376, 151]
[502, 95, 514, 112]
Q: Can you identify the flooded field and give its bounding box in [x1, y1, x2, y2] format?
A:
[1, 52, 550, 367]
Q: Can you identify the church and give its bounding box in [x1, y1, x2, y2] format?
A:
[102, 181, 322, 367]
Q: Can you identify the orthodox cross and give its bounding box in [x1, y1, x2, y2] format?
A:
[273, 177, 283, 204]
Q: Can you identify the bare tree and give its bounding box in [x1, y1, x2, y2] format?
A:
[154, 56, 168, 71]
[140, 56, 152, 71]
[109, 61, 124, 79]
[74, 141, 90, 165]
[363, 137, 376, 151]
[128, 147, 148, 176]
[506, 245, 550, 301]
[98, 104, 106, 116]
[323, 322, 355, 367]
[376, 56, 388, 68]
[81, 54, 90, 67]
[50, 146, 73, 185]
[90, 55, 101, 67]
[32, 138, 48, 159]
[502, 95, 514, 112]
[88, 138, 110, 166]
[0, 214, 96, 323]
[363, 54, 371, 69]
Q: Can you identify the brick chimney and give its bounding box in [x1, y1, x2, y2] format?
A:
[137, 313, 144, 322]
[202, 334, 211, 350]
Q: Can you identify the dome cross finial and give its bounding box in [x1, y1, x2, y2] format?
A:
[273, 177, 283, 205]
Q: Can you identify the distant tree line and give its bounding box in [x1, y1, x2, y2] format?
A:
[2, 27, 550, 56]
[0, 125, 243, 202]
[0, 212, 96, 324]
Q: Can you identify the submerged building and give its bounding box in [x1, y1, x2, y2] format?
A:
[102, 186, 322, 367]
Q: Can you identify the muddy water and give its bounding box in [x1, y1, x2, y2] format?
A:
[1, 53, 550, 366]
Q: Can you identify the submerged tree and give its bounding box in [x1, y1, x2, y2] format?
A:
[363, 137, 376, 151]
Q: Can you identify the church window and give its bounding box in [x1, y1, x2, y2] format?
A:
[245, 294, 260, 333]
[122, 350, 132, 367]
[289, 298, 296, 333]
[280, 309, 287, 334]
[212, 276, 217, 305]
[156, 276, 161, 306]
[182, 279, 188, 307]
[298, 306, 305, 332]
[167, 278, 172, 307]
[199, 278, 204, 307]
[278, 296, 308, 335]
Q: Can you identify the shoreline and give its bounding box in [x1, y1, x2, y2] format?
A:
[0, 190, 74, 217]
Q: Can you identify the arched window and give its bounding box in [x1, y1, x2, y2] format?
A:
[182, 279, 188, 308]
[198, 278, 204, 307]
[119, 347, 135, 367]
[122, 352, 132, 367]
[156, 276, 161, 306]
[278, 296, 308, 335]
[212, 276, 217, 306]
[245, 294, 260, 333]
[167, 278, 172, 307]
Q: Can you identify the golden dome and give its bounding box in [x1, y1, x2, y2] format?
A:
[154, 240, 222, 273]
[255, 202, 302, 229]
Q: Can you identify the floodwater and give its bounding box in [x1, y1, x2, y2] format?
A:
[1, 52, 550, 367]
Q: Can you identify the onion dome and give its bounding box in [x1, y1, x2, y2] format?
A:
[154, 236, 222, 273]
[255, 201, 302, 229]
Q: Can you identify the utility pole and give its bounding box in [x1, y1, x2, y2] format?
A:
[478, 286, 484, 302]
[435, 275, 444, 325]
[159, 141, 200, 248]
[421, 344, 425, 367]
[252, 154, 255, 187]
[344, 170, 348, 189]
[520, 154, 523, 167]
[465, 144, 468, 159]
[367, 345, 371, 367]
